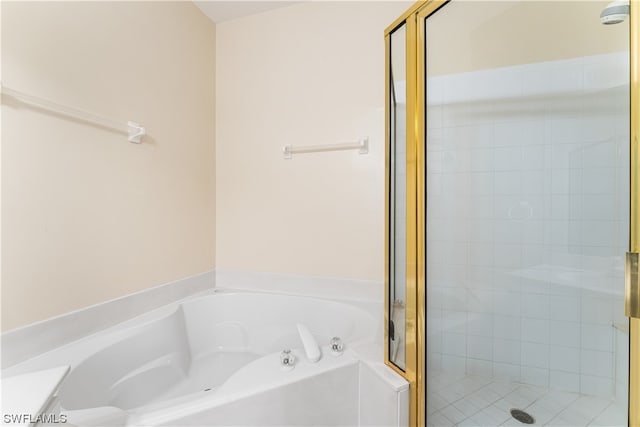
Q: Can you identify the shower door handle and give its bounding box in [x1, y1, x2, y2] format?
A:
[625, 252, 640, 318]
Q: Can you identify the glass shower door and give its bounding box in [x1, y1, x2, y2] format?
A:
[421, 2, 632, 426]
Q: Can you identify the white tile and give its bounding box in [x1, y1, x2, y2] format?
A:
[492, 362, 521, 382]
[493, 291, 521, 317]
[495, 121, 544, 147]
[494, 147, 522, 171]
[522, 293, 550, 319]
[550, 63, 583, 93]
[467, 313, 493, 337]
[582, 195, 617, 221]
[580, 374, 614, 397]
[458, 416, 482, 427]
[580, 349, 613, 378]
[551, 195, 570, 219]
[521, 146, 546, 170]
[442, 288, 465, 313]
[520, 401, 559, 425]
[493, 244, 522, 269]
[468, 266, 494, 289]
[549, 295, 580, 322]
[581, 220, 617, 247]
[468, 406, 509, 427]
[485, 69, 523, 101]
[494, 171, 522, 195]
[493, 339, 521, 365]
[505, 385, 545, 410]
[582, 168, 616, 195]
[550, 118, 583, 144]
[468, 335, 493, 360]
[589, 401, 627, 427]
[499, 418, 527, 427]
[494, 196, 521, 220]
[493, 221, 523, 244]
[522, 171, 545, 194]
[560, 395, 612, 426]
[427, 106, 444, 130]
[466, 290, 493, 314]
[484, 380, 519, 397]
[439, 383, 466, 404]
[428, 352, 442, 373]
[581, 296, 614, 325]
[521, 245, 545, 268]
[440, 403, 467, 424]
[521, 342, 549, 369]
[442, 355, 466, 376]
[469, 243, 494, 267]
[469, 172, 494, 196]
[469, 196, 495, 220]
[493, 315, 521, 340]
[494, 269, 521, 292]
[520, 366, 549, 388]
[427, 411, 455, 427]
[543, 389, 580, 408]
[469, 148, 495, 172]
[521, 318, 549, 344]
[442, 333, 467, 357]
[583, 55, 629, 90]
[581, 324, 613, 352]
[550, 370, 580, 393]
[467, 358, 493, 378]
[551, 143, 583, 169]
[427, 77, 445, 104]
[583, 141, 617, 169]
[467, 388, 501, 408]
[551, 169, 570, 195]
[453, 397, 483, 419]
[546, 412, 587, 427]
[521, 281, 552, 299]
[549, 320, 580, 348]
[550, 346, 580, 373]
[428, 393, 449, 414]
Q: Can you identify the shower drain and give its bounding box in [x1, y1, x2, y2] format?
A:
[510, 409, 535, 424]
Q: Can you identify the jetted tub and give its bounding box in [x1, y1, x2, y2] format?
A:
[20, 290, 379, 426]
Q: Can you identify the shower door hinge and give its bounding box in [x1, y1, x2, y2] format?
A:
[625, 252, 640, 319]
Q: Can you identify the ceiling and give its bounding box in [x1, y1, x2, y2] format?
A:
[193, 1, 301, 23]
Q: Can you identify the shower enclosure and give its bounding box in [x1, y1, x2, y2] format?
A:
[385, 1, 639, 426]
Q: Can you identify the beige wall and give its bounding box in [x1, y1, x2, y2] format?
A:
[1, 1, 216, 331]
[215, 1, 410, 281]
[428, 1, 628, 76]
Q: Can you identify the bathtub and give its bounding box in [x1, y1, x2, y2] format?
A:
[7, 290, 381, 426]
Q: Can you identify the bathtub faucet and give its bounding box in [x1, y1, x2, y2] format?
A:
[296, 323, 321, 362]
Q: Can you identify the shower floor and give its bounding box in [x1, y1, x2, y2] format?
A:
[427, 373, 626, 427]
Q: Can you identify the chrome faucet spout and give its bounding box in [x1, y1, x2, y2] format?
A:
[296, 323, 321, 362]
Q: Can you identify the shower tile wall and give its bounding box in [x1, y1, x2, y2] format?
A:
[426, 52, 629, 398]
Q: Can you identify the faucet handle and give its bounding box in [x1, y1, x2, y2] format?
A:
[330, 337, 344, 356]
[280, 349, 295, 370]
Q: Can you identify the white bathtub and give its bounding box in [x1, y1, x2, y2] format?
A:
[7, 290, 381, 426]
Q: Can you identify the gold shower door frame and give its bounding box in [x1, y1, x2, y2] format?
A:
[384, 1, 640, 426]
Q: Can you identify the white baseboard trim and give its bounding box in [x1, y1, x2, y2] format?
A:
[2, 270, 214, 369]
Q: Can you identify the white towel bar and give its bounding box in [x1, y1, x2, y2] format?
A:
[1, 84, 146, 143]
[282, 137, 368, 159]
